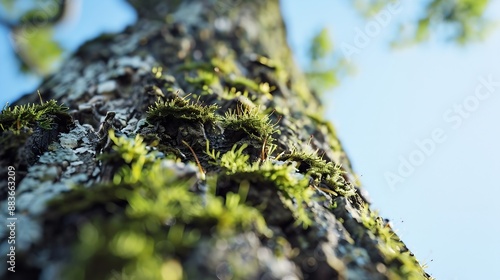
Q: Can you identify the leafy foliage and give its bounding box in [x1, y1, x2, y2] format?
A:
[0, 0, 14, 11]
[351, 0, 493, 44]
[416, 0, 491, 44]
[0, 0, 66, 74]
[13, 27, 63, 74]
[0, 0, 494, 76]
[305, 28, 351, 95]
[309, 28, 334, 61]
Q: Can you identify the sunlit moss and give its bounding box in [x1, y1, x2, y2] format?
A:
[177, 56, 238, 75]
[222, 105, 279, 141]
[283, 150, 355, 196]
[227, 76, 258, 91]
[186, 70, 220, 87]
[146, 95, 220, 124]
[211, 56, 239, 74]
[13, 27, 63, 75]
[56, 132, 271, 279]
[177, 61, 215, 73]
[359, 205, 431, 280]
[307, 112, 343, 152]
[208, 144, 313, 227]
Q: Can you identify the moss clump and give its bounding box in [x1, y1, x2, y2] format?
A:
[177, 56, 238, 75]
[221, 105, 279, 141]
[211, 57, 239, 74]
[176, 61, 217, 73]
[359, 205, 432, 280]
[208, 144, 313, 227]
[0, 99, 69, 133]
[224, 76, 275, 98]
[146, 95, 220, 125]
[307, 112, 343, 152]
[54, 132, 271, 279]
[225, 76, 260, 92]
[185, 70, 220, 90]
[250, 55, 279, 70]
[283, 150, 355, 196]
[0, 99, 72, 170]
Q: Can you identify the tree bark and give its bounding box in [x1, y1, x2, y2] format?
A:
[1, 1, 431, 279]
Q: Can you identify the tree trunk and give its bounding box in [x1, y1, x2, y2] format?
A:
[1, 1, 430, 279]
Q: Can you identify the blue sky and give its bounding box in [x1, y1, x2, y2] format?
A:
[1, 1, 500, 279]
[283, 1, 500, 279]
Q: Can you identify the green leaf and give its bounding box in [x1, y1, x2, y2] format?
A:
[12, 27, 63, 75]
[309, 27, 333, 61]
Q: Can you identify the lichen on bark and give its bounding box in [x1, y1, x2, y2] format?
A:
[1, 1, 431, 279]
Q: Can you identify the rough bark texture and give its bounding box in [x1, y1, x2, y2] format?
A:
[1, 1, 431, 279]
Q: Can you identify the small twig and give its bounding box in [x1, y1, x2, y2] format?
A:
[260, 135, 268, 162]
[37, 90, 44, 104]
[181, 140, 206, 180]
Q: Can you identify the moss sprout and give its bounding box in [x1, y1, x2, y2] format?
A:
[307, 112, 343, 152]
[284, 150, 355, 196]
[211, 56, 238, 74]
[225, 76, 260, 92]
[177, 61, 212, 72]
[0, 99, 69, 133]
[185, 70, 220, 90]
[146, 95, 220, 125]
[359, 205, 431, 280]
[176, 56, 238, 76]
[210, 144, 313, 227]
[221, 105, 279, 141]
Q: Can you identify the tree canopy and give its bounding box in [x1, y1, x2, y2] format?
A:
[0, 0, 494, 78]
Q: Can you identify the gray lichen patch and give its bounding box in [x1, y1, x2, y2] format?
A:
[2, 124, 97, 215]
[0, 123, 99, 278]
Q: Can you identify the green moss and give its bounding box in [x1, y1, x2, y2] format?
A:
[177, 56, 238, 75]
[251, 55, 288, 84]
[55, 132, 271, 279]
[221, 105, 279, 141]
[0, 99, 69, 133]
[359, 205, 431, 280]
[225, 76, 260, 92]
[220, 87, 243, 100]
[177, 61, 215, 73]
[252, 55, 279, 70]
[151, 66, 165, 79]
[185, 70, 220, 90]
[283, 150, 355, 197]
[291, 77, 319, 111]
[224, 76, 275, 99]
[307, 112, 343, 152]
[211, 57, 238, 74]
[151, 66, 176, 86]
[147, 95, 220, 125]
[209, 144, 313, 227]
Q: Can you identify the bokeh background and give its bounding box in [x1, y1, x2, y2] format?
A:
[1, 1, 499, 279]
